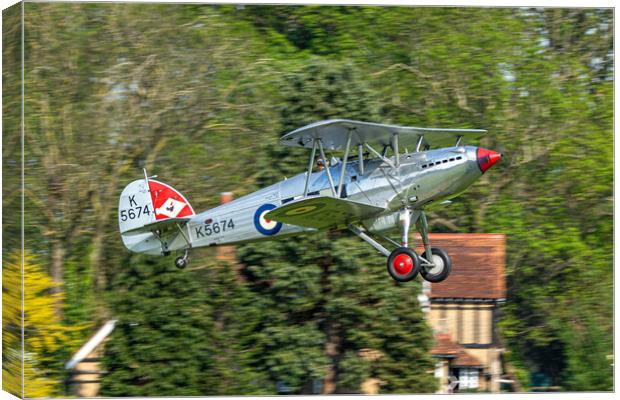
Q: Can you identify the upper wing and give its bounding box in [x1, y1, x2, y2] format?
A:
[264, 196, 385, 230]
[278, 119, 486, 150]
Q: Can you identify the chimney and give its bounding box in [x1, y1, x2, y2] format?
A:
[216, 192, 235, 263]
[220, 191, 233, 204]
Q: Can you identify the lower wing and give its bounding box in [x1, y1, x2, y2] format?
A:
[265, 196, 385, 230]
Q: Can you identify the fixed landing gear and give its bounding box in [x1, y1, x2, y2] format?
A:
[349, 208, 452, 283]
[416, 211, 451, 283]
[386, 208, 421, 282]
[420, 247, 451, 283]
[153, 224, 192, 270]
[387, 247, 420, 282]
[174, 249, 189, 269]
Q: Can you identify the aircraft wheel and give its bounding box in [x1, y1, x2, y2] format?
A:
[420, 247, 452, 283]
[387, 247, 420, 282]
[175, 256, 188, 269]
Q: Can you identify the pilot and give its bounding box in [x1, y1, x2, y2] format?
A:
[316, 158, 326, 171]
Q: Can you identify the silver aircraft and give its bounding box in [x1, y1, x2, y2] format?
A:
[118, 120, 502, 282]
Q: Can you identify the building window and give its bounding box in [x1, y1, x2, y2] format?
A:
[474, 308, 479, 343]
[440, 306, 447, 332]
[434, 362, 444, 378]
[457, 307, 462, 343]
[459, 368, 479, 389]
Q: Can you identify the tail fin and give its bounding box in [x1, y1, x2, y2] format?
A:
[119, 173, 195, 254]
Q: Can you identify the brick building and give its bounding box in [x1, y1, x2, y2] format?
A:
[416, 233, 506, 393]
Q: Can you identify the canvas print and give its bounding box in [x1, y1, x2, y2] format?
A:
[2, 2, 613, 397]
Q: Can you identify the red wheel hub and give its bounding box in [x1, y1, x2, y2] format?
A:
[393, 253, 413, 275]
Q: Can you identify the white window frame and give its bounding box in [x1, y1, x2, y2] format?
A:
[458, 368, 479, 389]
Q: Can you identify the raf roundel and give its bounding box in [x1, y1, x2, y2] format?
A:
[254, 203, 283, 236]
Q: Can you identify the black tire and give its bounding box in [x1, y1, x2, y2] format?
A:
[387, 247, 421, 282]
[420, 247, 452, 283]
[175, 256, 188, 269]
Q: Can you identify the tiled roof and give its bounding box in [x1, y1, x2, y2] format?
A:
[430, 333, 463, 357]
[452, 350, 483, 367]
[430, 333, 482, 367]
[414, 233, 506, 300]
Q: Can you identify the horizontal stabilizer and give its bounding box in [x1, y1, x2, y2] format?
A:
[122, 217, 191, 236]
[265, 196, 385, 230]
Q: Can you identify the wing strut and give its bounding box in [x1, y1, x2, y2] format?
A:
[365, 143, 396, 169]
[302, 129, 359, 199]
[337, 130, 353, 198]
[392, 133, 399, 167]
[358, 144, 364, 174]
[416, 135, 424, 152]
[318, 139, 337, 197]
[303, 139, 318, 197]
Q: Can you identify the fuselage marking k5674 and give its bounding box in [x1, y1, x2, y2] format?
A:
[194, 219, 236, 239]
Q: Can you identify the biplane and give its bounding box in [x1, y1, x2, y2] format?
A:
[118, 119, 502, 282]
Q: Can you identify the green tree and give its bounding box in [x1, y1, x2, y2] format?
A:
[3, 253, 84, 398]
[237, 60, 437, 394]
[100, 255, 221, 396]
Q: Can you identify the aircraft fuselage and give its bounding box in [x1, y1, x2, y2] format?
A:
[129, 145, 484, 255]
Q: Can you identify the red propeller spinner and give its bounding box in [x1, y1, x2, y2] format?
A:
[477, 148, 503, 173]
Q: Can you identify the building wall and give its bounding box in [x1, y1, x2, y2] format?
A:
[428, 303, 495, 345]
[68, 344, 104, 397]
[434, 360, 450, 394]
[428, 301, 502, 393]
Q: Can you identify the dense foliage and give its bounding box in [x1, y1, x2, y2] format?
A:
[3, 254, 85, 397]
[2, 3, 612, 396]
[236, 60, 437, 394]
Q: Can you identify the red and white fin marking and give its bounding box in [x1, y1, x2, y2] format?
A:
[148, 180, 195, 220]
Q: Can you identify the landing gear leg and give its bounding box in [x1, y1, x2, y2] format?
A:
[173, 223, 192, 270]
[175, 249, 189, 269]
[385, 208, 420, 282]
[417, 211, 452, 283]
[399, 208, 411, 247]
[349, 211, 422, 283]
[348, 225, 390, 257]
[153, 229, 170, 256]
[416, 212, 432, 260]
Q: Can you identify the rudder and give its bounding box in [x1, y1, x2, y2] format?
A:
[118, 175, 195, 254]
